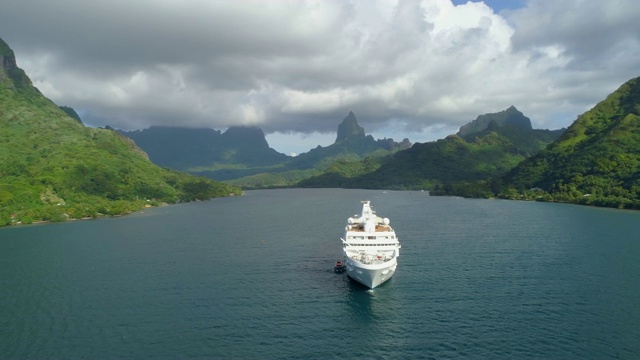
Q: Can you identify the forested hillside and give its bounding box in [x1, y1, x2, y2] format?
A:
[121, 125, 289, 172]
[0, 37, 240, 226]
[119, 112, 409, 187]
[220, 112, 410, 188]
[495, 76, 640, 209]
[299, 107, 563, 190]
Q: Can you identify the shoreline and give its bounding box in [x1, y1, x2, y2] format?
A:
[1, 193, 242, 228]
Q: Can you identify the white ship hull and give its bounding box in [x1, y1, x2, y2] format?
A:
[345, 256, 397, 289]
[340, 200, 401, 289]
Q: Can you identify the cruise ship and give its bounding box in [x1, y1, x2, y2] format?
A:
[341, 201, 401, 288]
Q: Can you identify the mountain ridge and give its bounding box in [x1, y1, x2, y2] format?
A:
[495, 76, 640, 208]
[203, 112, 411, 187]
[336, 111, 366, 142]
[120, 125, 289, 170]
[118, 112, 410, 187]
[299, 107, 563, 189]
[0, 37, 240, 226]
[458, 105, 532, 137]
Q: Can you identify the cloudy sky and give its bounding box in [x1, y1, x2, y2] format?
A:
[1, 0, 639, 155]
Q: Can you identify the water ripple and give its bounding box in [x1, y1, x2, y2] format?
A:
[1, 190, 640, 358]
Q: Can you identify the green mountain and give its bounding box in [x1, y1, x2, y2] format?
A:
[224, 112, 411, 188]
[0, 37, 240, 226]
[59, 105, 83, 124]
[496, 76, 640, 209]
[119, 111, 410, 187]
[299, 107, 563, 190]
[458, 105, 532, 136]
[336, 111, 365, 141]
[285, 111, 411, 170]
[120, 125, 289, 172]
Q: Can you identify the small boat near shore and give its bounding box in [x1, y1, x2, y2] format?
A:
[340, 200, 401, 288]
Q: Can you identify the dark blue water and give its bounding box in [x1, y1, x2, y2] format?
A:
[1, 189, 639, 359]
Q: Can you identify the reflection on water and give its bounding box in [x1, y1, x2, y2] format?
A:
[346, 280, 376, 321]
[2, 189, 640, 359]
[345, 276, 403, 321]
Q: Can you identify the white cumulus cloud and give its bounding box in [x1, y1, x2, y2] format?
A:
[1, 0, 638, 154]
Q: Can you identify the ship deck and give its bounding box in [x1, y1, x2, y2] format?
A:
[347, 251, 396, 265]
[348, 225, 393, 232]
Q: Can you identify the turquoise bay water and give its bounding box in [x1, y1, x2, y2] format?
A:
[1, 189, 639, 359]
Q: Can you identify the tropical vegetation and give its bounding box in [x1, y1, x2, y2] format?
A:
[121, 111, 411, 188]
[299, 108, 563, 190]
[434, 77, 640, 209]
[0, 37, 241, 226]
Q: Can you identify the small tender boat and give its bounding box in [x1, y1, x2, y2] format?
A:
[334, 260, 346, 273]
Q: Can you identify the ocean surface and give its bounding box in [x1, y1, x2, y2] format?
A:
[1, 189, 639, 359]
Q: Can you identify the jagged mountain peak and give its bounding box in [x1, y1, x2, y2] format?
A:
[222, 126, 268, 146]
[0, 37, 35, 91]
[335, 111, 365, 143]
[499, 76, 640, 208]
[458, 106, 533, 137]
[0, 42, 15, 70]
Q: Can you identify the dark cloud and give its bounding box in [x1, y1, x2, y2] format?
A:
[1, 0, 639, 154]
